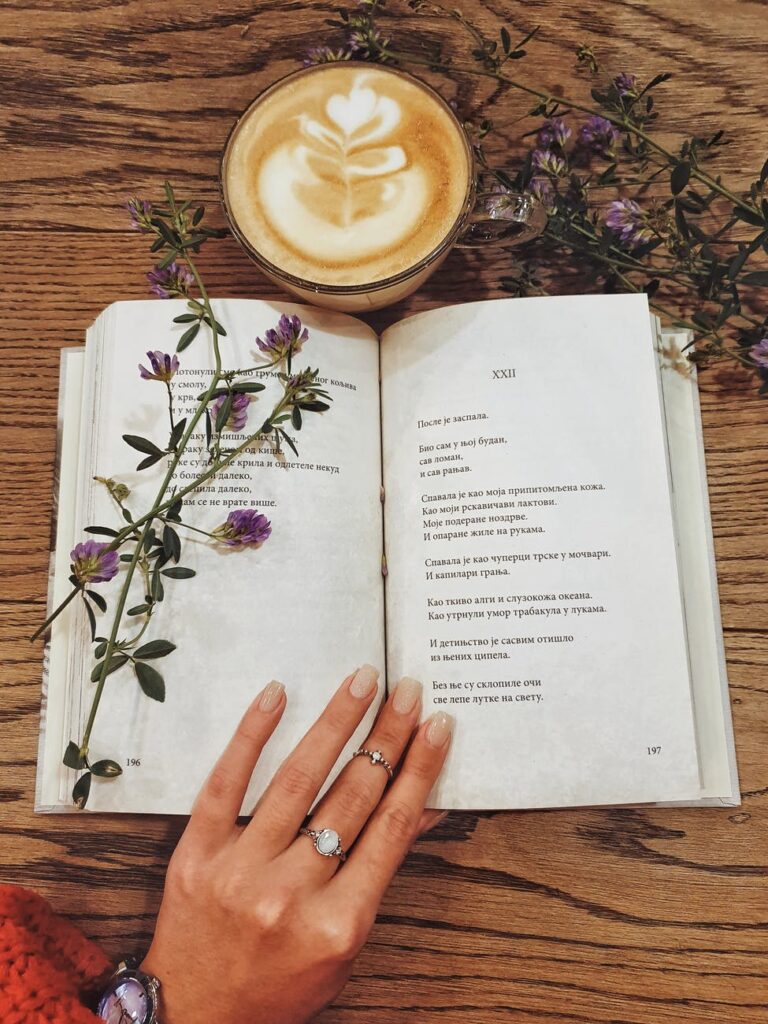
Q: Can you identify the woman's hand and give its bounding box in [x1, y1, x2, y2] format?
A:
[141, 667, 453, 1024]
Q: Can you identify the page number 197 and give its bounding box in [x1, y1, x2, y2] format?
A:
[646, 745, 662, 755]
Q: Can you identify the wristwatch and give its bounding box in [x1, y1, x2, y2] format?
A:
[96, 957, 161, 1023]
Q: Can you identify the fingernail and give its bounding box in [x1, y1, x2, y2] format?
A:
[258, 680, 285, 712]
[393, 676, 422, 715]
[425, 711, 454, 748]
[349, 664, 379, 700]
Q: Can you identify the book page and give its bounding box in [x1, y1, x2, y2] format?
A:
[54, 299, 384, 814]
[381, 295, 700, 809]
[36, 347, 86, 812]
[655, 329, 739, 805]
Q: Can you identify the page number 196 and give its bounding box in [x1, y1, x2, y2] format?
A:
[646, 745, 662, 755]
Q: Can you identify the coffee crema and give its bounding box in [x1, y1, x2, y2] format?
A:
[223, 64, 471, 287]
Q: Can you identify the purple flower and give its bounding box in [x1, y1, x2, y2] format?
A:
[605, 198, 654, 249]
[532, 149, 568, 178]
[211, 391, 250, 432]
[536, 117, 571, 150]
[528, 176, 556, 213]
[303, 45, 353, 66]
[70, 541, 120, 585]
[255, 314, 309, 360]
[139, 350, 180, 382]
[614, 73, 638, 98]
[126, 197, 154, 233]
[750, 338, 768, 369]
[577, 116, 619, 157]
[485, 184, 523, 221]
[213, 509, 272, 548]
[147, 261, 194, 299]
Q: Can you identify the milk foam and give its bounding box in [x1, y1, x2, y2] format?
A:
[225, 65, 470, 287]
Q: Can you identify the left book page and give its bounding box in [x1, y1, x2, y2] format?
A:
[37, 299, 384, 814]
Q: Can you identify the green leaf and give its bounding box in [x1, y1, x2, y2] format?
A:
[134, 639, 176, 659]
[167, 497, 183, 521]
[205, 409, 212, 449]
[135, 661, 166, 702]
[122, 508, 133, 523]
[86, 589, 107, 613]
[173, 313, 198, 324]
[734, 205, 765, 227]
[670, 161, 691, 195]
[94, 640, 108, 658]
[291, 406, 302, 430]
[231, 382, 266, 394]
[215, 394, 233, 432]
[161, 566, 196, 579]
[72, 771, 92, 809]
[279, 429, 299, 457]
[123, 434, 164, 457]
[299, 401, 330, 413]
[743, 271, 768, 286]
[500, 26, 511, 53]
[90, 654, 129, 682]
[192, 205, 205, 225]
[151, 567, 165, 602]
[177, 322, 200, 352]
[90, 759, 123, 778]
[63, 741, 86, 770]
[126, 603, 149, 616]
[83, 599, 97, 641]
[162, 524, 181, 563]
[168, 417, 187, 450]
[84, 526, 119, 537]
[137, 453, 164, 471]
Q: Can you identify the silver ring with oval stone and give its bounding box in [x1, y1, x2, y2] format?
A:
[352, 747, 394, 779]
[299, 826, 347, 862]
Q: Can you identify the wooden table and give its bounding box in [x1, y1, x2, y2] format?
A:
[1, 2, 766, 1021]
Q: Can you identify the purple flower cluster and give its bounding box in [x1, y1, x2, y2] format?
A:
[605, 198, 654, 249]
[213, 508, 272, 548]
[70, 541, 120, 585]
[537, 117, 571, 150]
[126, 197, 154, 233]
[750, 338, 768, 369]
[578, 116, 619, 157]
[613, 73, 638, 98]
[303, 45, 353, 66]
[532, 149, 567, 178]
[211, 391, 250, 432]
[529, 176, 556, 213]
[147, 262, 194, 299]
[256, 314, 309, 360]
[139, 350, 180, 382]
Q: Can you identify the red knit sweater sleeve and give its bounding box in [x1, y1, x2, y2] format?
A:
[0, 884, 112, 1024]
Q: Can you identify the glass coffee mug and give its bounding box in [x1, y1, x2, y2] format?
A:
[220, 61, 545, 313]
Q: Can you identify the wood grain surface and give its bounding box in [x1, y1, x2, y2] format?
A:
[1, 1, 766, 1021]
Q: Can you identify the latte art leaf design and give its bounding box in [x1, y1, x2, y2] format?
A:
[291, 78, 410, 229]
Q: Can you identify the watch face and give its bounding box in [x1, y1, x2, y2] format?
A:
[97, 975, 149, 1024]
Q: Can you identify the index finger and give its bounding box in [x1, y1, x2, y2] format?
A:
[333, 711, 453, 909]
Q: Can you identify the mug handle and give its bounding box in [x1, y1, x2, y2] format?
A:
[455, 173, 547, 249]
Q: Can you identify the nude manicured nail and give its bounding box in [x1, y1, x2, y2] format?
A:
[425, 711, 454, 748]
[393, 676, 422, 715]
[349, 664, 379, 699]
[258, 680, 285, 712]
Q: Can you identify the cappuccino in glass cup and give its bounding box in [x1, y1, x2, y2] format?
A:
[221, 62, 543, 312]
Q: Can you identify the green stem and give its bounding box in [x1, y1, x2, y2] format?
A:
[377, 10, 764, 219]
[79, 256, 224, 758]
[30, 586, 81, 643]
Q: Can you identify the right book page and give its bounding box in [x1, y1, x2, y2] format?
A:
[380, 294, 701, 809]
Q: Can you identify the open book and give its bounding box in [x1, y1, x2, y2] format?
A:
[37, 294, 740, 813]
